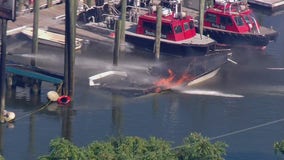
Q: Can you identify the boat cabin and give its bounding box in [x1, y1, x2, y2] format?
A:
[204, 0, 260, 33]
[136, 8, 196, 41]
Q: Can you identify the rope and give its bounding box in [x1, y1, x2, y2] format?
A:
[170, 117, 284, 151]
[14, 101, 52, 121]
[209, 118, 284, 141]
[12, 82, 63, 122]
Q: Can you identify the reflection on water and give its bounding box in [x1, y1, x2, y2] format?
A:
[1, 6, 284, 160]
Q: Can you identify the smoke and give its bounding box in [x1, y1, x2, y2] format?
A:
[9, 53, 62, 64]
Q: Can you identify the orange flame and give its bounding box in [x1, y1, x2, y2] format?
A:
[154, 69, 191, 92]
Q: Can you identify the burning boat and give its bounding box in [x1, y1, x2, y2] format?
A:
[77, 0, 231, 96]
[88, 51, 229, 97]
[77, 0, 219, 56]
[200, 0, 278, 49]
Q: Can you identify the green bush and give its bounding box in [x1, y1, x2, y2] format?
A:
[38, 132, 227, 160]
[274, 140, 284, 155]
[176, 133, 228, 160]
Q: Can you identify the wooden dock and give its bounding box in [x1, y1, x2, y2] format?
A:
[5, 4, 67, 90]
[8, 4, 66, 34]
[6, 64, 63, 85]
[248, 0, 284, 11]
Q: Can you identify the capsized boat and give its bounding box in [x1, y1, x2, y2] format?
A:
[77, 0, 222, 56]
[199, 0, 278, 49]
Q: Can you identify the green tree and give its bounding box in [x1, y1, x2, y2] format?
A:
[38, 138, 87, 160]
[38, 133, 227, 160]
[274, 140, 284, 155]
[175, 132, 228, 160]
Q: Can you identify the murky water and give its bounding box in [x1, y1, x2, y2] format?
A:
[1, 6, 284, 160]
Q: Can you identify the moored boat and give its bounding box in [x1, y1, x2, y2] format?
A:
[77, 0, 220, 56]
[21, 27, 84, 50]
[76, 0, 231, 96]
[199, 0, 278, 49]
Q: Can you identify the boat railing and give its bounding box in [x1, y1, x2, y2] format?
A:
[127, 5, 149, 23]
[249, 16, 260, 33]
[217, 0, 249, 14]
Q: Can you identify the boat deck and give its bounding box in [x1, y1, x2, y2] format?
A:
[248, 0, 284, 11]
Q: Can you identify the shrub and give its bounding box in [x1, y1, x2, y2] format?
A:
[38, 133, 227, 160]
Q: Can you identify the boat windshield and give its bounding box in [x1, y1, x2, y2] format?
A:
[184, 21, 195, 31]
[234, 16, 244, 26]
[243, 15, 250, 24]
[174, 25, 183, 33]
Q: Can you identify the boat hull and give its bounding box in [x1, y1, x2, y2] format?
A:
[89, 51, 229, 97]
[199, 26, 278, 48]
[125, 33, 215, 56]
[21, 27, 83, 50]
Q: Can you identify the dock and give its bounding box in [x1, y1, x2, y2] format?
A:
[5, 4, 67, 91]
[7, 2, 114, 46]
[248, 0, 284, 11]
[6, 64, 63, 85]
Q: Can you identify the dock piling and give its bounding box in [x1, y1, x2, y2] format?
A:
[113, 20, 122, 66]
[64, 0, 77, 97]
[154, 5, 162, 60]
[31, 0, 39, 66]
[0, 19, 8, 123]
[120, 0, 127, 45]
[199, 0, 205, 39]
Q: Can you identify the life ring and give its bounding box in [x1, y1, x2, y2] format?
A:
[57, 95, 71, 105]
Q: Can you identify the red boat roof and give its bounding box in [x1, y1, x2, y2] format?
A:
[136, 10, 197, 41]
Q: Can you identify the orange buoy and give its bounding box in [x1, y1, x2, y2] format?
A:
[57, 95, 71, 105]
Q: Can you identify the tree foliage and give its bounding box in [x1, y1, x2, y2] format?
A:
[176, 133, 228, 160]
[274, 140, 284, 155]
[38, 132, 227, 160]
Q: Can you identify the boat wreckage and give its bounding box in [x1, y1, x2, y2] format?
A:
[89, 52, 229, 97]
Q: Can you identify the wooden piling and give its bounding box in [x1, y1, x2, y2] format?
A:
[64, 0, 77, 97]
[18, 0, 25, 12]
[31, 0, 39, 66]
[47, 0, 53, 8]
[120, 0, 126, 44]
[113, 20, 122, 66]
[86, 0, 93, 7]
[0, 19, 8, 123]
[154, 5, 162, 60]
[199, 0, 205, 39]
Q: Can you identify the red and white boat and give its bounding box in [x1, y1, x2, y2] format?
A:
[77, 0, 221, 56]
[200, 0, 278, 49]
[77, 0, 231, 96]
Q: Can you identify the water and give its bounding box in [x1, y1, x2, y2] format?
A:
[2, 7, 284, 160]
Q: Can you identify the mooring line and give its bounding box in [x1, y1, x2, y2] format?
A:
[13, 82, 63, 122]
[14, 101, 52, 121]
[209, 118, 284, 141]
[170, 117, 284, 151]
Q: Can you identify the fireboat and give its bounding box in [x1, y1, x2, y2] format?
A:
[199, 0, 278, 49]
[77, 0, 222, 56]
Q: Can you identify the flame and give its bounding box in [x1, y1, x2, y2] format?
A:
[154, 69, 191, 92]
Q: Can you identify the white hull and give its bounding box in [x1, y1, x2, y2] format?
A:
[187, 68, 220, 86]
[21, 27, 83, 50]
